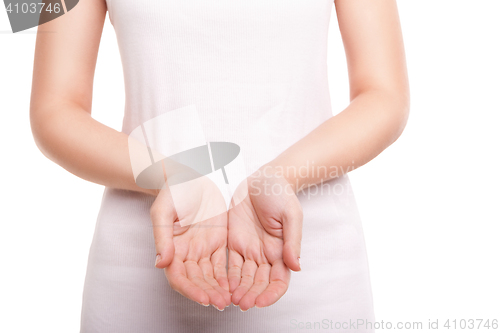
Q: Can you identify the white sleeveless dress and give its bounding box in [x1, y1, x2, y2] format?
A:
[80, 0, 376, 332]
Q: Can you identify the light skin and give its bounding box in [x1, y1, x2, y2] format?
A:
[150, 178, 231, 311]
[30, 0, 409, 312]
[227, 171, 304, 310]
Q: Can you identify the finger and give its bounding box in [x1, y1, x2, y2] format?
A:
[227, 249, 243, 294]
[199, 255, 231, 307]
[231, 259, 257, 306]
[211, 247, 231, 304]
[164, 256, 210, 306]
[238, 263, 271, 311]
[150, 185, 176, 268]
[255, 259, 291, 308]
[185, 260, 227, 310]
[282, 201, 303, 272]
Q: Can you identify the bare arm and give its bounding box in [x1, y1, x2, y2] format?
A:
[267, 0, 410, 190]
[29, 1, 233, 308]
[29, 0, 156, 196]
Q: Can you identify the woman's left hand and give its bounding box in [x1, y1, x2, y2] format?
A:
[227, 167, 303, 311]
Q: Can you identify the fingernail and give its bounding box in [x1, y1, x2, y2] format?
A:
[298, 257, 301, 270]
[212, 304, 224, 311]
[199, 302, 209, 307]
[240, 307, 248, 312]
[154, 254, 161, 267]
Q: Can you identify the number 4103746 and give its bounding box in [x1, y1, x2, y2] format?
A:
[6, 2, 62, 15]
[444, 319, 498, 330]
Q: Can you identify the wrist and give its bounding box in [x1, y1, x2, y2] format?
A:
[143, 187, 161, 197]
[252, 163, 301, 195]
[262, 161, 306, 193]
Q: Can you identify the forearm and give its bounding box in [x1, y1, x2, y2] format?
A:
[267, 89, 410, 192]
[30, 102, 158, 196]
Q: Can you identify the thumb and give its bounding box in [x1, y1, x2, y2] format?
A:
[150, 186, 176, 269]
[282, 201, 303, 272]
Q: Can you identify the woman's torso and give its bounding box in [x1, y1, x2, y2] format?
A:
[80, 1, 376, 332]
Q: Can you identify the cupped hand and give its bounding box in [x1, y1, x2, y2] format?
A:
[227, 166, 303, 311]
[150, 175, 231, 310]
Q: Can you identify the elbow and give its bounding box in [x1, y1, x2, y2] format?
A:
[353, 86, 410, 147]
[352, 78, 411, 147]
[30, 106, 48, 158]
[29, 104, 61, 162]
[389, 93, 410, 144]
[373, 86, 410, 147]
[30, 101, 91, 166]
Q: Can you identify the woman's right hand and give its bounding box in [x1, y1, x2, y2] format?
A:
[150, 176, 231, 310]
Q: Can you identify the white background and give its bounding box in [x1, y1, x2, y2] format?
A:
[0, 1, 499, 332]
